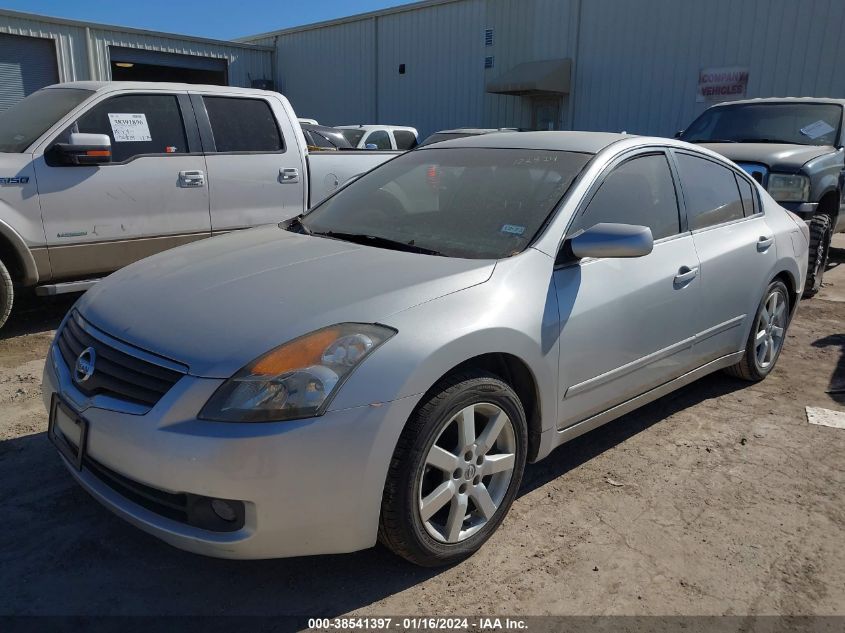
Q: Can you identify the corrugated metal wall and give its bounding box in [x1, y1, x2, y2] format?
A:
[249, 0, 845, 138]
[0, 10, 272, 94]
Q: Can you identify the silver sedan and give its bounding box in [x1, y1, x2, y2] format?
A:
[43, 132, 809, 566]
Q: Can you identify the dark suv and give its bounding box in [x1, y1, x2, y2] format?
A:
[679, 98, 844, 296]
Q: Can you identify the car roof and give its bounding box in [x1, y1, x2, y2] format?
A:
[45, 81, 279, 96]
[709, 97, 845, 107]
[422, 130, 631, 153]
[336, 124, 418, 132]
[431, 128, 519, 135]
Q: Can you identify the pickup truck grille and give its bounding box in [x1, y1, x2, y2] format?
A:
[56, 313, 185, 408]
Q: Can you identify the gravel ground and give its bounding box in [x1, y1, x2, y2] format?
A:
[1, 238, 843, 618]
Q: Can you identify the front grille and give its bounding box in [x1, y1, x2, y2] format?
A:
[56, 313, 185, 407]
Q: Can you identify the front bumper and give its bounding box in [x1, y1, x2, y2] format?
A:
[780, 201, 818, 220]
[42, 344, 419, 559]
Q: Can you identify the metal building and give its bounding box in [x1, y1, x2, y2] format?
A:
[241, 0, 845, 138]
[0, 9, 273, 112]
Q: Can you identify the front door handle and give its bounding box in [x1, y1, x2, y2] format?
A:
[757, 235, 774, 251]
[674, 266, 699, 285]
[179, 170, 205, 187]
[280, 168, 300, 183]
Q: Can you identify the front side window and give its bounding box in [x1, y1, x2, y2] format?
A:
[300, 148, 592, 259]
[68, 94, 188, 163]
[366, 130, 392, 150]
[393, 130, 418, 150]
[0, 88, 93, 153]
[675, 153, 745, 230]
[204, 96, 283, 153]
[571, 154, 681, 240]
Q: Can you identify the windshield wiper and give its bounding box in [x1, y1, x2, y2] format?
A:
[689, 138, 738, 144]
[736, 138, 800, 145]
[311, 230, 444, 256]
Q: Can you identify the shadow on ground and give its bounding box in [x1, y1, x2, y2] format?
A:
[0, 292, 78, 340]
[0, 367, 746, 616]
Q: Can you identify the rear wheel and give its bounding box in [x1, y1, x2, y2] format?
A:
[803, 213, 832, 298]
[0, 258, 13, 331]
[379, 371, 527, 566]
[724, 280, 789, 381]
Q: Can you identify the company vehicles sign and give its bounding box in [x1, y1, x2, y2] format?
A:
[696, 66, 749, 103]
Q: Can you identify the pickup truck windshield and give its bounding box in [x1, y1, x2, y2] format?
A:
[0, 88, 93, 153]
[340, 129, 366, 146]
[301, 147, 592, 259]
[681, 103, 843, 146]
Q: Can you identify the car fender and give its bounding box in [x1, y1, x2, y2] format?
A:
[0, 215, 40, 285]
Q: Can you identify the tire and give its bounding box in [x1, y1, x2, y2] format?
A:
[802, 213, 832, 298]
[724, 280, 790, 382]
[0, 258, 13, 331]
[379, 370, 528, 566]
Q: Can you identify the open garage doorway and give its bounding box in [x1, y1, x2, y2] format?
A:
[109, 46, 227, 85]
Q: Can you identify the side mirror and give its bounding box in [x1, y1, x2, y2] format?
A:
[364, 143, 378, 150]
[566, 223, 654, 259]
[52, 133, 112, 166]
[673, 129, 684, 139]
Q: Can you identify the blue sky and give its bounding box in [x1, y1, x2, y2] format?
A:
[0, 1, 417, 40]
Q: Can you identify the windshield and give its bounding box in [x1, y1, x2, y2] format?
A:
[300, 147, 592, 259]
[0, 88, 93, 153]
[340, 129, 366, 146]
[681, 103, 843, 146]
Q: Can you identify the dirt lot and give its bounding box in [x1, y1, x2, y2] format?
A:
[1, 238, 844, 619]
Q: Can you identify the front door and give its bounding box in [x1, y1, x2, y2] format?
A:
[194, 93, 306, 231]
[554, 151, 701, 428]
[34, 91, 211, 281]
[531, 97, 561, 131]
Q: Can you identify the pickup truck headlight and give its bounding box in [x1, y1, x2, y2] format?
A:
[199, 324, 395, 422]
[767, 173, 810, 202]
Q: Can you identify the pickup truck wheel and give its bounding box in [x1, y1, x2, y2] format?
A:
[803, 213, 832, 298]
[379, 371, 527, 566]
[724, 280, 789, 382]
[0, 258, 13, 331]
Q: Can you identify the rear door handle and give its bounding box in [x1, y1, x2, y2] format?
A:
[674, 266, 699, 285]
[280, 168, 300, 183]
[757, 235, 774, 251]
[179, 170, 205, 187]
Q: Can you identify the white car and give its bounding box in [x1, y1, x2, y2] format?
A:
[337, 124, 419, 150]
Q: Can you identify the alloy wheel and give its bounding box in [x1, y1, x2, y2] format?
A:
[417, 402, 517, 543]
[754, 289, 787, 370]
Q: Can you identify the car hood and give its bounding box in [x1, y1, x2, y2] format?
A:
[77, 226, 495, 378]
[699, 142, 836, 171]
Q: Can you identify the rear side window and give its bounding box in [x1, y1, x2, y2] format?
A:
[73, 94, 187, 163]
[204, 96, 283, 153]
[393, 130, 418, 150]
[366, 130, 392, 150]
[735, 174, 756, 216]
[675, 153, 745, 229]
[572, 153, 681, 240]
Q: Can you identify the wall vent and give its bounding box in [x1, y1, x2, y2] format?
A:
[484, 56, 494, 69]
[484, 28, 494, 46]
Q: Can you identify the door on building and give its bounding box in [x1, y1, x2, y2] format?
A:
[33, 91, 212, 280]
[531, 97, 561, 131]
[110, 46, 228, 85]
[0, 33, 59, 112]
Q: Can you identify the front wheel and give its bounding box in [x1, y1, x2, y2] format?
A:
[803, 213, 832, 298]
[379, 371, 528, 566]
[0, 258, 13, 331]
[724, 280, 790, 382]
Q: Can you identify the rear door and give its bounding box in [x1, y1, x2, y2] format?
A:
[34, 91, 211, 281]
[193, 92, 306, 231]
[672, 151, 777, 362]
[554, 150, 701, 428]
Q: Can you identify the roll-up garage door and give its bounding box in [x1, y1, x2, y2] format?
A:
[0, 33, 59, 112]
[109, 46, 228, 85]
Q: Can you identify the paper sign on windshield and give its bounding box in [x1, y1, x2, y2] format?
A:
[800, 120, 835, 140]
[108, 113, 152, 142]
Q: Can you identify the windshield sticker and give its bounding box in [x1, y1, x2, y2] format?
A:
[501, 224, 526, 236]
[800, 120, 835, 140]
[108, 113, 152, 142]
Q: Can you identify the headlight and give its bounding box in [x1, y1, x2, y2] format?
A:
[199, 323, 395, 422]
[767, 173, 810, 202]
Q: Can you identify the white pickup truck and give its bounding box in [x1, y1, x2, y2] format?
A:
[0, 81, 399, 329]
